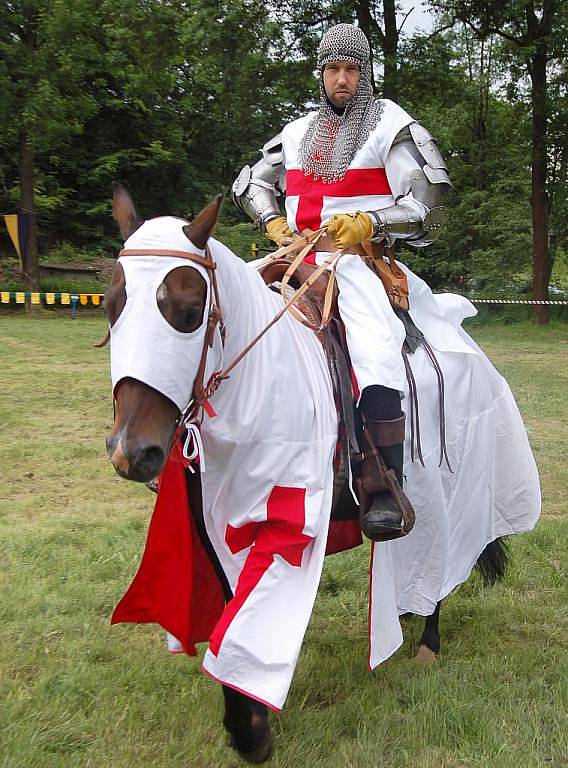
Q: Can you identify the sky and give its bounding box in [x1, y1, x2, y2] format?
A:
[398, 0, 436, 35]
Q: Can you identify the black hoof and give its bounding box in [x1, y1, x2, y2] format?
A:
[232, 724, 274, 764]
[228, 711, 274, 764]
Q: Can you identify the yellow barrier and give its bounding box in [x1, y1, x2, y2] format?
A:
[0, 290, 107, 313]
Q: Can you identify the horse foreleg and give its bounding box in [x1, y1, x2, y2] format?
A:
[222, 684, 274, 764]
[415, 601, 440, 665]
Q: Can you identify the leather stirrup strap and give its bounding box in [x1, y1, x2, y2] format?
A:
[402, 349, 425, 467]
[421, 339, 452, 472]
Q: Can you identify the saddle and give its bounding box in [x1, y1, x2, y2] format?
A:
[258, 254, 338, 331]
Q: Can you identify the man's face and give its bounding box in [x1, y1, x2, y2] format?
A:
[322, 60, 361, 108]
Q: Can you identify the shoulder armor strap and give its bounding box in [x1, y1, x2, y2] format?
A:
[261, 133, 283, 167]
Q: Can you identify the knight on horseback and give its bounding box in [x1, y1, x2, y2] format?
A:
[105, 41, 541, 746]
[233, 23, 451, 541]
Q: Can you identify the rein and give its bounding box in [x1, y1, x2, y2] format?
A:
[105, 230, 452, 477]
[189, 230, 344, 410]
[105, 232, 344, 440]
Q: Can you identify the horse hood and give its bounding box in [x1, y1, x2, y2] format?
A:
[110, 217, 222, 411]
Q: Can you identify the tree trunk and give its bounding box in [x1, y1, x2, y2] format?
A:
[355, 0, 376, 90]
[382, 0, 398, 100]
[19, 7, 40, 309]
[19, 131, 40, 298]
[475, 38, 491, 190]
[530, 49, 551, 324]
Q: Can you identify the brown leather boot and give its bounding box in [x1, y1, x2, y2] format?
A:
[356, 414, 415, 542]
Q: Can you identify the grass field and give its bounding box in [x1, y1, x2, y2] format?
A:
[0, 314, 566, 768]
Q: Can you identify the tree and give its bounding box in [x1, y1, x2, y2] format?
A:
[0, 1, 314, 258]
[0, 1, 103, 291]
[394, 28, 533, 292]
[430, 0, 568, 321]
[273, 0, 407, 99]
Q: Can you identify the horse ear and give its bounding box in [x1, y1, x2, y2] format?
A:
[183, 193, 224, 250]
[112, 182, 139, 240]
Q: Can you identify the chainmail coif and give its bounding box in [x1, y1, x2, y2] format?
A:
[299, 24, 383, 182]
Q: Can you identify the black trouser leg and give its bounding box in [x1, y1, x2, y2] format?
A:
[359, 385, 402, 422]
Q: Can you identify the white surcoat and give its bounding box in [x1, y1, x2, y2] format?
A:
[281, 99, 423, 232]
[280, 100, 472, 395]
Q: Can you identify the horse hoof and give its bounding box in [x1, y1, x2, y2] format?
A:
[233, 725, 274, 764]
[415, 644, 437, 666]
[238, 729, 274, 764]
[228, 710, 274, 765]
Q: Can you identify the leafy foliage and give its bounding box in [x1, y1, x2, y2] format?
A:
[0, 0, 566, 297]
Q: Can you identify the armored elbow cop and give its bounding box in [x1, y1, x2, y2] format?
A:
[369, 123, 452, 247]
[232, 134, 283, 233]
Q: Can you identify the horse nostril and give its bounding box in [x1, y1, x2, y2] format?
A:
[106, 435, 116, 458]
[131, 445, 165, 479]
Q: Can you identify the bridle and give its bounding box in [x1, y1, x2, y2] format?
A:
[117, 245, 225, 432]
[105, 230, 345, 452]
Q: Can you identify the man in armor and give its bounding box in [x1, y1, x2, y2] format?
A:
[232, 23, 452, 541]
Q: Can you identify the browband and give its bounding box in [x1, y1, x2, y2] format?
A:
[119, 248, 215, 269]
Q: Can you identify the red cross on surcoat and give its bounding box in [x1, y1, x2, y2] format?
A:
[286, 167, 392, 233]
[209, 485, 311, 657]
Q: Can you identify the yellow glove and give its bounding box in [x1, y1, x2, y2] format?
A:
[265, 216, 293, 246]
[325, 212, 374, 251]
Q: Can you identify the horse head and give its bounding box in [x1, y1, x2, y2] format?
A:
[104, 183, 223, 482]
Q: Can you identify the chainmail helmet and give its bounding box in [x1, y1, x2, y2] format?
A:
[299, 23, 383, 182]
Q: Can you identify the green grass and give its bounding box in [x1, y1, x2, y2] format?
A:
[0, 316, 566, 768]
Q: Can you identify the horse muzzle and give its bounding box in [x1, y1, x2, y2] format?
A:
[106, 430, 166, 482]
[106, 378, 179, 483]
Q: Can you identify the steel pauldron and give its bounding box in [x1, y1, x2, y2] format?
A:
[370, 122, 452, 247]
[232, 133, 284, 233]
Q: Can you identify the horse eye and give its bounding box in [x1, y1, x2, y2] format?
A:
[180, 309, 201, 332]
[160, 303, 204, 333]
[156, 266, 206, 332]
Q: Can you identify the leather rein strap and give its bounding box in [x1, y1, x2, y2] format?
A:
[179, 230, 345, 413]
[117, 231, 340, 422]
[114, 237, 450, 473]
[274, 229, 343, 332]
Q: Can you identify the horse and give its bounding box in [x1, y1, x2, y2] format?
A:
[103, 184, 539, 763]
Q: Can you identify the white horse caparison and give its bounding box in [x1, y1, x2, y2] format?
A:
[104, 185, 540, 763]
